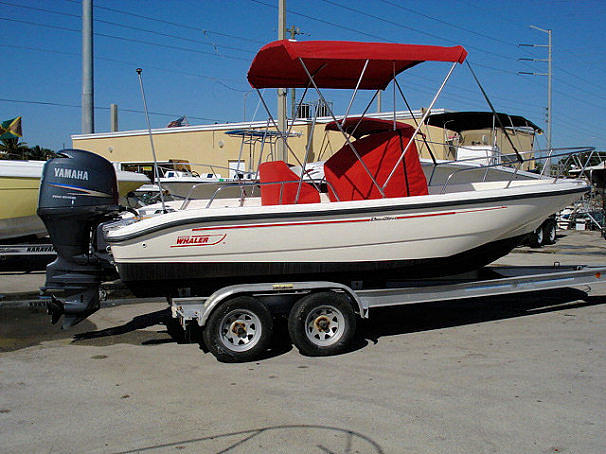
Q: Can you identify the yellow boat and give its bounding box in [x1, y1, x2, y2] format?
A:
[0, 160, 148, 240]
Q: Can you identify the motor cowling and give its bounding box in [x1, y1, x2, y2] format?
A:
[37, 149, 121, 328]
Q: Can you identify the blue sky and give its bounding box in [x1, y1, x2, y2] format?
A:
[1, 0, 605, 152]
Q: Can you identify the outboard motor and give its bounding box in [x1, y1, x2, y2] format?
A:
[37, 149, 121, 328]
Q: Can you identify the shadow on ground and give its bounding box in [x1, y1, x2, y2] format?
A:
[0, 306, 172, 353]
[3, 288, 605, 359]
[358, 288, 606, 345]
[0, 304, 97, 352]
[113, 424, 385, 454]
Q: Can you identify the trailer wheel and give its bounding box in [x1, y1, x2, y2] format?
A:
[543, 219, 557, 245]
[288, 291, 356, 357]
[528, 224, 544, 248]
[203, 296, 273, 362]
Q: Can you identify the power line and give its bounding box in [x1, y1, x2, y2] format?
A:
[246, 0, 600, 136]
[377, 0, 514, 46]
[248, 0, 389, 42]
[249, 0, 540, 76]
[554, 75, 606, 103]
[60, 0, 266, 45]
[0, 0, 257, 55]
[0, 44, 247, 85]
[0, 0, 78, 18]
[0, 97, 224, 122]
[369, 0, 606, 103]
[0, 17, 250, 62]
[4, 1, 602, 145]
[309, 3, 605, 122]
[318, 0, 524, 62]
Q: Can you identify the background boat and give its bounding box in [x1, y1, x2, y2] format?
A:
[0, 159, 148, 241]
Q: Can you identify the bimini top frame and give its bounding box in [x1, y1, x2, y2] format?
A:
[247, 39, 469, 201]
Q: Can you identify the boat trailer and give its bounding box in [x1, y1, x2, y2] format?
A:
[0, 243, 55, 271]
[168, 264, 606, 362]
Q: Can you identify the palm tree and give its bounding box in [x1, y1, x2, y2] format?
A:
[25, 145, 55, 161]
[0, 138, 30, 159]
[0, 139, 55, 160]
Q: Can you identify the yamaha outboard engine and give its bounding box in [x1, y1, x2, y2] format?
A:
[38, 149, 120, 328]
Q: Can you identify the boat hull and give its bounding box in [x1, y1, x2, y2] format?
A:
[107, 180, 587, 296]
[0, 173, 45, 240]
[118, 234, 525, 296]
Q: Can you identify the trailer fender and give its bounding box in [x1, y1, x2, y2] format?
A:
[195, 281, 366, 327]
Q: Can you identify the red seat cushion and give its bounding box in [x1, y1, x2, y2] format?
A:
[324, 130, 428, 201]
[258, 161, 321, 205]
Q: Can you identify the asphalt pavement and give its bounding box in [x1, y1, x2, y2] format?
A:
[1, 230, 605, 453]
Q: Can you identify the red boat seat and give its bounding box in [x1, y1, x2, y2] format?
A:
[324, 129, 428, 201]
[258, 161, 321, 205]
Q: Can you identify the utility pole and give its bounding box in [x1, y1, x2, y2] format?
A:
[519, 25, 552, 174]
[287, 25, 303, 120]
[82, 0, 94, 133]
[277, 0, 288, 161]
[110, 104, 118, 132]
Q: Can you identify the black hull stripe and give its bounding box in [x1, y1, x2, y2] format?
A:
[108, 185, 587, 242]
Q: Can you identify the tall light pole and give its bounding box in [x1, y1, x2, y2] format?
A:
[277, 0, 288, 161]
[519, 25, 552, 174]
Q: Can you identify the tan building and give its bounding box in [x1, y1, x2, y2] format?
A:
[71, 109, 455, 177]
[71, 109, 541, 175]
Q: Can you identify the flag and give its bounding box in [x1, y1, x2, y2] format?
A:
[0, 116, 22, 139]
[167, 116, 185, 128]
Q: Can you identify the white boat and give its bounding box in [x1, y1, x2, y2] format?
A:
[37, 39, 591, 327]
[115, 160, 254, 202]
[108, 176, 586, 295]
[0, 158, 149, 241]
[569, 160, 606, 188]
[424, 111, 543, 166]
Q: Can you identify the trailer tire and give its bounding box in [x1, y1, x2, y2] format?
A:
[543, 219, 557, 245]
[528, 224, 544, 248]
[288, 291, 356, 357]
[202, 296, 273, 362]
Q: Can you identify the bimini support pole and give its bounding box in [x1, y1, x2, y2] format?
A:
[394, 79, 438, 166]
[299, 57, 386, 197]
[466, 61, 523, 163]
[393, 62, 397, 130]
[295, 102, 319, 203]
[254, 88, 324, 194]
[345, 89, 380, 139]
[342, 59, 369, 124]
[382, 60, 458, 191]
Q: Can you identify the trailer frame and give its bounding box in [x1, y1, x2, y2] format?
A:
[168, 264, 606, 361]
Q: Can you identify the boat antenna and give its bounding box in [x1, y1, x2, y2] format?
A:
[136, 67, 167, 213]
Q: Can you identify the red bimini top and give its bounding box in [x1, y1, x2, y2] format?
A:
[247, 40, 467, 90]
